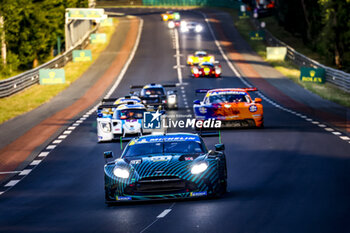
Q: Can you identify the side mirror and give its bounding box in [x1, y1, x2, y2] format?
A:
[104, 151, 114, 159]
[215, 144, 225, 151]
[193, 99, 200, 105]
[254, 98, 262, 103]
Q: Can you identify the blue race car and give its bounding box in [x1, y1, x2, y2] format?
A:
[103, 133, 227, 203]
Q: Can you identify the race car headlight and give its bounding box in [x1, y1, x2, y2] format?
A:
[168, 21, 175, 28]
[181, 26, 188, 32]
[195, 25, 203, 32]
[100, 122, 111, 133]
[113, 167, 130, 179]
[167, 95, 177, 104]
[191, 162, 208, 174]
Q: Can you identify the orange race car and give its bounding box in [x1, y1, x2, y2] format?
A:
[193, 88, 264, 127]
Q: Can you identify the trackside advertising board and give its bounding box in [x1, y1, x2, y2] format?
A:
[250, 31, 265, 41]
[300, 67, 325, 84]
[238, 11, 250, 19]
[73, 50, 92, 62]
[90, 33, 106, 44]
[39, 69, 65, 85]
[67, 8, 105, 20]
[100, 18, 113, 27]
[266, 47, 287, 60]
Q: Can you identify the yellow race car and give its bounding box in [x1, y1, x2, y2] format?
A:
[161, 11, 180, 21]
[187, 51, 215, 66]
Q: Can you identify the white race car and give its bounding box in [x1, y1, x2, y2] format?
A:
[97, 103, 151, 142]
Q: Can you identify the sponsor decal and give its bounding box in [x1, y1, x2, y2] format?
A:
[249, 105, 258, 113]
[150, 156, 171, 162]
[116, 196, 132, 201]
[190, 191, 207, 197]
[130, 159, 141, 165]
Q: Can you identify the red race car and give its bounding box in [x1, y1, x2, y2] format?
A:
[191, 62, 222, 78]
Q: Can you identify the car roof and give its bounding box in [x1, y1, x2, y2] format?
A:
[143, 84, 164, 89]
[132, 133, 201, 144]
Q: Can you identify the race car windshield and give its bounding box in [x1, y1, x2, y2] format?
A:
[209, 93, 250, 103]
[123, 141, 206, 157]
[195, 52, 207, 57]
[116, 109, 145, 120]
[142, 88, 164, 96]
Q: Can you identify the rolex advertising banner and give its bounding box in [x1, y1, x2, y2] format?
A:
[39, 69, 65, 85]
[73, 50, 92, 62]
[100, 18, 113, 27]
[249, 31, 265, 41]
[266, 47, 287, 60]
[238, 11, 250, 19]
[67, 8, 105, 20]
[300, 67, 325, 84]
[90, 33, 106, 44]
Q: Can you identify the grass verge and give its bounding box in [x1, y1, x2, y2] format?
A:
[227, 9, 350, 108]
[0, 19, 119, 124]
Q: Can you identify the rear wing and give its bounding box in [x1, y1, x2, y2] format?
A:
[195, 87, 258, 94]
[130, 84, 178, 89]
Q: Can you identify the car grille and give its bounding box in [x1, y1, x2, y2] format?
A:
[124, 176, 197, 195]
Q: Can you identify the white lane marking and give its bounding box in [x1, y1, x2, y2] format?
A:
[157, 209, 172, 218]
[73, 123, 80, 127]
[80, 117, 87, 120]
[174, 29, 183, 84]
[325, 128, 334, 132]
[340, 136, 350, 140]
[38, 152, 50, 157]
[30, 160, 42, 166]
[58, 135, 67, 139]
[4, 180, 20, 187]
[0, 192, 3, 195]
[19, 169, 32, 176]
[76, 120, 83, 123]
[0, 171, 21, 175]
[139, 203, 175, 233]
[187, 109, 191, 112]
[52, 140, 62, 144]
[332, 132, 341, 135]
[318, 124, 326, 128]
[83, 114, 89, 118]
[312, 121, 319, 124]
[46, 145, 56, 150]
[68, 127, 76, 130]
[63, 130, 72, 134]
[105, 18, 144, 98]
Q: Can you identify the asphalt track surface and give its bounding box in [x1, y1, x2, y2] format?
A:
[0, 8, 350, 233]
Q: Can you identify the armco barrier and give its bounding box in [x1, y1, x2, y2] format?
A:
[251, 19, 350, 93]
[0, 26, 97, 98]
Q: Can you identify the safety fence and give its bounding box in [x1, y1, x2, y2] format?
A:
[251, 19, 350, 93]
[0, 26, 97, 98]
